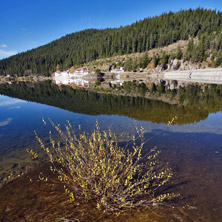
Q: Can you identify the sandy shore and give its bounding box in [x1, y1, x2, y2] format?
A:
[164, 68, 222, 84]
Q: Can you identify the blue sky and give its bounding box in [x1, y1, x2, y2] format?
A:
[0, 0, 222, 59]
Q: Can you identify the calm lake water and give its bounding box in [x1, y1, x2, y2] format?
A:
[0, 80, 222, 221]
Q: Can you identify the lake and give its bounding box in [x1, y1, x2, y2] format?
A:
[0, 80, 222, 222]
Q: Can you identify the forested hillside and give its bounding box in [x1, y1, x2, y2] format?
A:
[1, 8, 222, 76]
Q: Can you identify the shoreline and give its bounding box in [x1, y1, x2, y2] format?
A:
[163, 67, 222, 84]
[2, 67, 222, 85]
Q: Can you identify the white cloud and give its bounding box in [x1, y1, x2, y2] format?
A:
[0, 44, 18, 59]
[0, 44, 7, 48]
[0, 49, 17, 57]
[0, 49, 17, 59]
[0, 118, 13, 127]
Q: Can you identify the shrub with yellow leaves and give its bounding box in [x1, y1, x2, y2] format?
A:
[34, 119, 174, 212]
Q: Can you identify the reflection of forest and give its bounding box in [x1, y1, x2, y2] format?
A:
[0, 81, 222, 124]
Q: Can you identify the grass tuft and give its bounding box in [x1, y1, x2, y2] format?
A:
[33, 119, 175, 213]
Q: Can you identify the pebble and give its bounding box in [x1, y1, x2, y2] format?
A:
[5, 206, 10, 212]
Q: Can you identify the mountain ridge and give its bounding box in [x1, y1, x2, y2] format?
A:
[0, 8, 222, 76]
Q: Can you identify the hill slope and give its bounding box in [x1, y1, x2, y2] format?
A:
[1, 8, 222, 76]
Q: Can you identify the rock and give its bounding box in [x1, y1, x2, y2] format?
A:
[12, 163, 18, 169]
[5, 206, 11, 212]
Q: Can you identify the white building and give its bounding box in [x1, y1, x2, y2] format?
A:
[74, 67, 89, 76]
[55, 67, 90, 79]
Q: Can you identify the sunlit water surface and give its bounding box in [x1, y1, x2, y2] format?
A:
[0, 81, 222, 221]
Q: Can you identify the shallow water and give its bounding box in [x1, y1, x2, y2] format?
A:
[0, 81, 222, 221]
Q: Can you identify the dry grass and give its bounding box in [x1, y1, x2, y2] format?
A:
[33, 119, 174, 213]
[86, 40, 189, 71]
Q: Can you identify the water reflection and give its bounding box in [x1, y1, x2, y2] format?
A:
[164, 68, 222, 84]
[1, 81, 222, 125]
[54, 75, 89, 88]
[0, 80, 222, 180]
[0, 80, 222, 221]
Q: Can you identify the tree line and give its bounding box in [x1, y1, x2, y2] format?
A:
[1, 8, 222, 76]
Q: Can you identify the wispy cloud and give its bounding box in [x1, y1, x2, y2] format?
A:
[0, 44, 7, 48]
[0, 118, 13, 127]
[0, 99, 25, 106]
[31, 41, 38, 45]
[21, 27, 28, 32]
[7, 106, 21, 110]
[0, 49, 17, 59]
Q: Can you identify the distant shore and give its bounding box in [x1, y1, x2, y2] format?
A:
[164, 68, 222, 84]
[2, 67, 222, 85]
[0, 75, 51, 83]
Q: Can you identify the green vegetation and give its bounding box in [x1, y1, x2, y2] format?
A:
[1, 8, 222, 75]
[1, 81, 222, 124]
[34, 120, 173, 212]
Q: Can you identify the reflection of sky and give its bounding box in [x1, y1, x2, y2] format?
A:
[7, 106, 21, 110]
[0, 96, 26, 106]
[0, 118, 13, 127]
[1, 94, 222, 156]
[1, 96, 222, 221]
